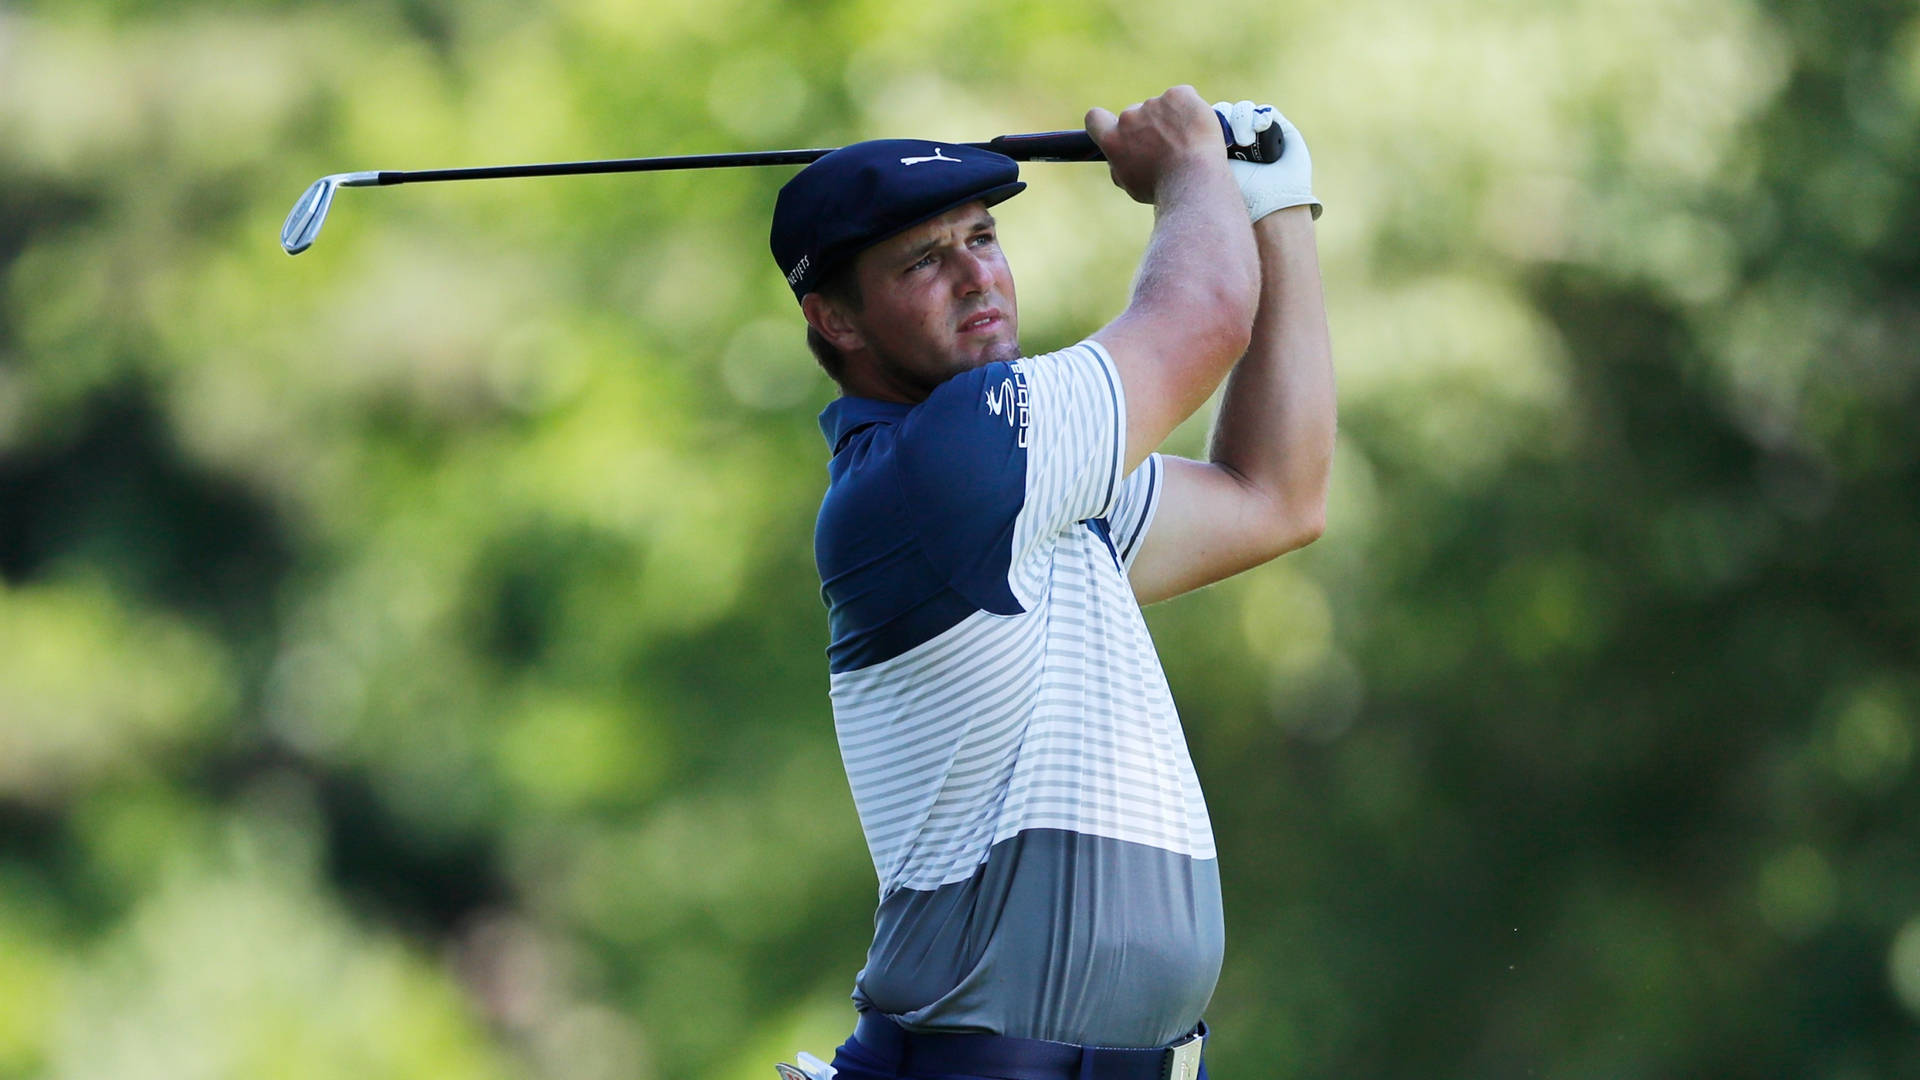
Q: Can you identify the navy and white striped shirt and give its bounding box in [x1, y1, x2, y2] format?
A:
[816, 340, 1221, 1048]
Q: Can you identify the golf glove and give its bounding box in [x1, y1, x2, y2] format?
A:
[1212, 101, 1321, 222]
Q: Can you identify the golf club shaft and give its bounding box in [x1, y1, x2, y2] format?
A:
[282, 120, 1279, 254]
[370, 131, 1105, 186]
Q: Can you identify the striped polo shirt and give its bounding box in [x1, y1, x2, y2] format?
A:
[815, 340, 1221, 1049]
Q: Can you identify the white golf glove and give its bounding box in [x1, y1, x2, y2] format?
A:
[1212, 100, 1321, 222]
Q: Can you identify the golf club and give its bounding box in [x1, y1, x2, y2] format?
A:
[281, 120, 1282, 255]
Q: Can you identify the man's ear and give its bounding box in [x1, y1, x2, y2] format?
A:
[803, 291, 865, 354]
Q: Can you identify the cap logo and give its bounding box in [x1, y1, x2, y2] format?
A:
[899, 147, 961, 166]
[786, 254, 811, 286]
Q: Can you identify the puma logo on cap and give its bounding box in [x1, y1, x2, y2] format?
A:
[900, 148, 961, 166]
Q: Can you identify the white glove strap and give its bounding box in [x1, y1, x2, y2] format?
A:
[1231, 159, 1322, 222]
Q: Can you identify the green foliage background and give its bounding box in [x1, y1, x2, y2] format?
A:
[2, 0, 1918, 1076]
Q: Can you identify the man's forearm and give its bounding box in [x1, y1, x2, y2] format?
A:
[1207, 206, 1336, 543]
[1092, 123, 1261, 470]
[1136, 162, 1260, 330]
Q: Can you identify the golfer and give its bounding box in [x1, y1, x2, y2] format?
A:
[768, 86, 1334, 1080]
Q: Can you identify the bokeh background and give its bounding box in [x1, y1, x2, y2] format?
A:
[3, 0, 1918, 1076]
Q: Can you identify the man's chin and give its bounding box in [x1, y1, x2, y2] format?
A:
[972, 337, 1022, 367]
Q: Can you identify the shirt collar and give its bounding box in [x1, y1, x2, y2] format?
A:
[819, 395, 912, 454]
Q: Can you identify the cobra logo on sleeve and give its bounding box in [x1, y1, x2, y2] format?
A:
[983, 365, 1031, 448]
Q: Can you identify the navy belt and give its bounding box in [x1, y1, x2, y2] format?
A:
[851, 1012, 1206, 1080]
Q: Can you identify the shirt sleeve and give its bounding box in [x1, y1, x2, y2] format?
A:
[1106, 453, 1164, 572]
[890, 340, 1130, 613]
[1010, 339, 1129, 529]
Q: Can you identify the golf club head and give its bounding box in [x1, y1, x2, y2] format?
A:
[281, 172, 379, 255]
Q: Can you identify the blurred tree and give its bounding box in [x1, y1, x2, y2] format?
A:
[0, 0, 1915, 1078]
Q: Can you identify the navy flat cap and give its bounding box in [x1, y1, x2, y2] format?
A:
[770, 139, 1025, 300]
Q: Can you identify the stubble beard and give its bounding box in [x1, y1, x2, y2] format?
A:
[871, 330, 1021, 401]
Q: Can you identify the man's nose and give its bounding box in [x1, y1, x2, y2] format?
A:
[953, 248, 994, 294]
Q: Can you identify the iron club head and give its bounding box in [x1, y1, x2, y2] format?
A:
[281, 172, 379, 255]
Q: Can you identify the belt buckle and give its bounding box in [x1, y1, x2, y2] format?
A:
[774, 1052, 836, 1080]
[1161, 1030, 1203, 1080]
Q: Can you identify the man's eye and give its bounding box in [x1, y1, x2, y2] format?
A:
[909, 255, 934, 271]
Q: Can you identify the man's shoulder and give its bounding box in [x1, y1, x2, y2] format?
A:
[900, 360, 1031, 457]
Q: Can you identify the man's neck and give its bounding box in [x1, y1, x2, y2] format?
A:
[838, 352, 936, 405]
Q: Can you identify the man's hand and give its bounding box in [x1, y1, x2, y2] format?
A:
[1085, 86, 1232, 205]
[1212, 101, 1321, 222]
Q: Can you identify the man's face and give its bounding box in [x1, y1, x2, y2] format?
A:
[832, 201, 1019, 398]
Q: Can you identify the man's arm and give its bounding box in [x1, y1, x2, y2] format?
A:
[1127, 205, 1337, 605]
[1084, 87, 1260, 474]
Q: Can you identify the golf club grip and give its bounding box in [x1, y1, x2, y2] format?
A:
[1229, 113, 1286, 164]
[981, 118, 1283, 165]
[976, 131, 1105, 162]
